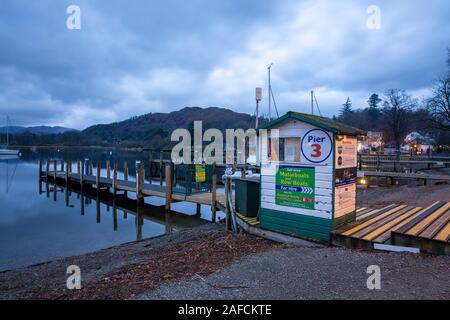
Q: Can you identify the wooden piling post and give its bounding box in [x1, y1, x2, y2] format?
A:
[113, 203, 118, 231]
[211, 174, 217, 222]
[80, 160, 84, 189]
[65, 185, 69, 207]
[46, 160, 50, 179]
[165, 164, 171, 212]
[196, 203, 201, 216]
[113, 160, 118, 196]
[225, 177, 231, 230]
[80, 191, 85, 216]
[77, 160, 80, 175]
[39, 159, 43, 180]
[123, 161, 128, 196]
[65, 160, 69, 185]
[96, 161, 101, 191]
[95, 194, 100, 222]
[173, 163, 177, 187]
[53, 177, 57, 201]
[89, 160, 93, 176]
[136, 206, 143, 241]
[149, 152, 153, 180]
[38, 159, 43, 194]
[107, 160, 111, 180]
[159, 151, 164, 186]
[60, 159, 64, 172]
[53, 160, 57, 181]
[123, 161, 128, 181]
[136, 162, 144, 206]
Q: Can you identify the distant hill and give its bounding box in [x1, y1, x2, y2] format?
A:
[82, 107, 259, 148]
[0, 125, 77, 135]
[6, 107, 263, 148]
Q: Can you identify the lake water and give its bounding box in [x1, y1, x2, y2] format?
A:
[0, 147, 220, 271]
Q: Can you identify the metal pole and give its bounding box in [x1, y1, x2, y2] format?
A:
[255, 100, 259, 129]
[268, 65, 272, 120]
[311, 90, 314, 115]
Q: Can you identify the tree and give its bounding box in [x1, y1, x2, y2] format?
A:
[367, 93, 382, 109]
[337, 97, 355, 126]
[380, 89, 417, 151]
[340, 97, 353, 117]
[426, 77, 450, 132]
[367, 93, 382, 130]
[447, 48, 450, 69]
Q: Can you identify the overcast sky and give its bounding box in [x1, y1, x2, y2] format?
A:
[0, 0, 449, 129]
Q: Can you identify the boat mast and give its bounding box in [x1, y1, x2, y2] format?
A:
[6, 115, 9, 147]
[268, 64, 273, 120]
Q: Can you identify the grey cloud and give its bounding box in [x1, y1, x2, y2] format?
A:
[0, 0, 448, 128]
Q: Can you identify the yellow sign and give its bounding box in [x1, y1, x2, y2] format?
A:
[195, 165, 206, 183]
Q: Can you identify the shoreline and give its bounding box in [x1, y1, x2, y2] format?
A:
[0, 224, 224, 299]
[1, 220, 449, 300]
[1, 184, 449, 300]
[0, 223, 280, 300]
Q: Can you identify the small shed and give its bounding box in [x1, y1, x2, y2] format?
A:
[259, 111, 366, 242]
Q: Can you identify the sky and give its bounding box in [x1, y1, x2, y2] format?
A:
[0, 0, 449, 130]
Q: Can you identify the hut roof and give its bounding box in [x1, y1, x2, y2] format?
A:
[261, 111, 366, 136]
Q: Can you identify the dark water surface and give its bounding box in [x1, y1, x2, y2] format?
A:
[0, 147, 216, 271]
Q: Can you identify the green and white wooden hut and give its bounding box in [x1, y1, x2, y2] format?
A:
[259, 111, 366, 242]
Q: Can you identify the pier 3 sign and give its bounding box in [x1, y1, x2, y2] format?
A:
[301, 129, 333, 164]
[275, 165, 315, 210]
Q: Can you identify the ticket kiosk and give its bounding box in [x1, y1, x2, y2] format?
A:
[259, 112, 366, 242]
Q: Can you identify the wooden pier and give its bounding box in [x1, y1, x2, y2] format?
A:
[360, 170, 450, 186]
[332, 202, 450, 255]
[39, 159, 229, 223]
[41, 176, 210, 239]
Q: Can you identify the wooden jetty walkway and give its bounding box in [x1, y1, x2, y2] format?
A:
[360, 170, 450, 186]
[44, 179, 210, 231]
[39, 159, 229, 223]
[358, 154, 450, 172]
[332, 202, 450, 255]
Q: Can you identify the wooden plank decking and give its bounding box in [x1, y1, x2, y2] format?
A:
[332, 201, 450, 255]
[42, 170, 229, 215]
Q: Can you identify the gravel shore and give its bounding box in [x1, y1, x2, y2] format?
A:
[139, 246, 450, 300]
[0, 224, 224, 299]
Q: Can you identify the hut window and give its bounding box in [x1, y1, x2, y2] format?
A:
[283, 138, 300, 162]
[268, 137, 300, 162]
[268, 138, 280, 161]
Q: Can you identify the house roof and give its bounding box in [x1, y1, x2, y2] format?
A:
[261, 111, 366, 136]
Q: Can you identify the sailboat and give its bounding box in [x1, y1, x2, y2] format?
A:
[0, 116, 20, 156]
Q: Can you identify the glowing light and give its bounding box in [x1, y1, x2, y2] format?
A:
[357, 142, 363, 152]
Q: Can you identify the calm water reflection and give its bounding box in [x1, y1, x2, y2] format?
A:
[0, 147, 215, 271]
